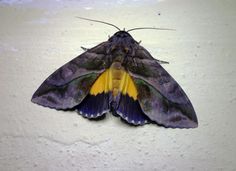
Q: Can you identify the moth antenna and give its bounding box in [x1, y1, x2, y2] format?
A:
[127, 27, 175, 32]
[81, 46, 89, 51]
[76, 17, 121, 31]
[157, 59, 169, 64]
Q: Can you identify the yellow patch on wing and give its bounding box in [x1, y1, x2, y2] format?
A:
[119, 71, 138, 100]
[89, 68, 138, 100]
[89, 69, 111, 95]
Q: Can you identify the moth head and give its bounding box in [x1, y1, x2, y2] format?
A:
[113, 31, 132, 38]
[108, 31, 135, 43]
[108, 31, 136, 54]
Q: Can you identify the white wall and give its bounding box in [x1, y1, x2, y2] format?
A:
[0, 0, 236, 170]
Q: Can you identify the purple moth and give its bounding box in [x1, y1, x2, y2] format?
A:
[31, 17, 198, 128]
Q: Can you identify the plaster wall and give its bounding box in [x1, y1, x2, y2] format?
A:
[0, 0, 236, 170]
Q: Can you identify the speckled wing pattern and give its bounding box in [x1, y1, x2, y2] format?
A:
[126, 46, 198, 128]
[31, 42, 108, 110]
[32, 39, 198, 128]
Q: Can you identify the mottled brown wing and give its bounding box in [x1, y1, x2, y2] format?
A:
[127, 46, 198, 128]
[31, 42, 109, 109]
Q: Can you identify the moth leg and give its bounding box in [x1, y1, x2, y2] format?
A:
[138, 40, 142, 44]
[156, 59, 169, 64]
[81, 46, 89, 51]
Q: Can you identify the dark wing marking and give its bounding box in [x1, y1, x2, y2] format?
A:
[127, 46, 198, 128]
[133, 45, 154, 60]
[134, 79, 197, 128]
[31, 42, 109, 109]
[117, 94, 151, 125]
[76, 93, 109, 118]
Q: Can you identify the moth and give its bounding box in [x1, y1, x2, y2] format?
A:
[32, 17, 198, 128]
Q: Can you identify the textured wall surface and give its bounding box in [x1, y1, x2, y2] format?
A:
[0, 0, 236, 171]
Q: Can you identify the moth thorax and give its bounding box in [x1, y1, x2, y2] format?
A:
[113, 54, 124, 63]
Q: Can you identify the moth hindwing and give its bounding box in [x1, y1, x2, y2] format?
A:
[32, 31, 198, 128]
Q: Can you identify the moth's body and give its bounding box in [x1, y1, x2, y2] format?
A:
[110, 62, 126, 97]
[90, 31, 139, 111]
[108, 31, 136, 99]
[32, 30, 198, 128]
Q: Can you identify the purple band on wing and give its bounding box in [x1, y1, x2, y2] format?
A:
[117, 94, 151, 125]
[76, 93, 109, 118]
